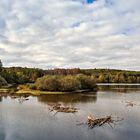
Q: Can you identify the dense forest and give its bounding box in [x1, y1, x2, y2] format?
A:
[45, 68, 140, 83]
[0, 59, 140, 88]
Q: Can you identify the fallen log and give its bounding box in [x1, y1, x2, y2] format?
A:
[122, 100, 139, 107]
[49, 103, 78, 114]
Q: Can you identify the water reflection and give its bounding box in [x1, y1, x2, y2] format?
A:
[37, 92, 97, 105]
[0, 85, 140, 140]
[0, 96, 2, 102]
[0, 131, 5, 140]
[98, 84, 140, 93]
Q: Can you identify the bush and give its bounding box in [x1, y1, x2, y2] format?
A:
[32, 75, 97, 92]
[17, 84, 34, 90]
[17, 84, 26, 90]
[59, 76, 81, 91]
[0, 75, 8, 87]
[76, 74, 97, 90]
[29, 84, 36, 90]
[35, 75, 60, 91]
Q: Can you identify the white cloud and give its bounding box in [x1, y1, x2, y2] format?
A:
[0, 0, 140, 70]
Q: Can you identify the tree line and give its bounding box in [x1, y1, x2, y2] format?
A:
[44, 68, 140, 83]
[0, 59, 140, 87]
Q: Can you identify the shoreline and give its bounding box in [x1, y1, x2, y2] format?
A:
[1, 83, 140, 96]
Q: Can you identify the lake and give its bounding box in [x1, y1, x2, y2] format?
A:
[0, 85, 140, 140]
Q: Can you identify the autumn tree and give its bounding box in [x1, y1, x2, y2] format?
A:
[98, 74, 105, 83]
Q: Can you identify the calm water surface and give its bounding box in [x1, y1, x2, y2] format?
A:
[0, 85, 140, 140]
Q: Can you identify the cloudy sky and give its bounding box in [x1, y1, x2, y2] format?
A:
[0, 0, 140, 70]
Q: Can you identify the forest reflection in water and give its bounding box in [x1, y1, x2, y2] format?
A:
[0, 96, 2, 102]
[98, 84, 140, 93]
[37, 92, 97, 105]
[37, 84, 140, 105]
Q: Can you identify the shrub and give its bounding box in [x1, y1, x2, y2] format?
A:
[29, 84, 36, 90]
[76, 74, 97, 90]
[59, 76, 81, 91]
[35, 75, 60, 91]
[32, 75, 97, 92]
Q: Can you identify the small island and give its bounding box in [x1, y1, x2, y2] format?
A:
[16, 74, 97, 95]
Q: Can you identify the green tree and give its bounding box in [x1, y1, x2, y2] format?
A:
[76, 74, 96, 90]
[60, 76, 81, 91]
[35, 75, 60, 91]
[0, 59, 2, 72]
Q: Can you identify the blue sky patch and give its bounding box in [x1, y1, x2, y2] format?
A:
[87, 0, 96, 4]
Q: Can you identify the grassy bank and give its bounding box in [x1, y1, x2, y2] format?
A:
[16, 88, 95, 96]
[0, 88, 10, 93]
[16, 89, 67, 95]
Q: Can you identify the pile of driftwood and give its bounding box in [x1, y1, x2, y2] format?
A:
[18, 97, 29, 104]
[122, 100, 140, 107]
[87, 115, 113, 128]
[49, 103, 78, 114]
[125, 101, 136, 107]
[77, 115, 123, 129]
